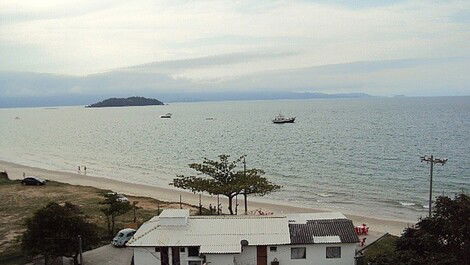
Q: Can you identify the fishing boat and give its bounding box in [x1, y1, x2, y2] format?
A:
[160, 113, 172, 118]
[272, 114, 295, 124]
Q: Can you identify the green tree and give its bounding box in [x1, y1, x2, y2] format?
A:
[100, 193, 132, 237]
[22, 202, 99, 264]
[369, 194, 469, 265]
[237, 167, 281, 214]
[171, 154, 280, 215]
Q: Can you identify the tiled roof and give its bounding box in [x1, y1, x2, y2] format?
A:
[286, 212, 347, 223]
[289, 219, 359, 244]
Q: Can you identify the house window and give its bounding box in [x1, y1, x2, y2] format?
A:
[188, 247, 200, 257]
[326, 247, 341, 258]
[188, 261, 201, 265]
[270, 246, 277, 252]
[291, 247, 306, 259]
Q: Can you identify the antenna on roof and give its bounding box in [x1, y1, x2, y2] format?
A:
[240, 240, 249, 247]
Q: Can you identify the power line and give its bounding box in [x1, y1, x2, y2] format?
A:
[420, 155, 448, 217]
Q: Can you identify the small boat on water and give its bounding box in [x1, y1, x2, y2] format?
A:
[272, 114, 295, 124]
[160, 113, 172, 118]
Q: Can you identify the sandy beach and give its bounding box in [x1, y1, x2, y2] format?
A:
[0, 159, 414, 235]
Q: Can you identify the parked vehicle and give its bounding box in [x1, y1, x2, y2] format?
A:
[116, 194, 129, 202]
[112, 228, 136, 247]
[106, 192, 129, 202]
[21, 176, 46, 186]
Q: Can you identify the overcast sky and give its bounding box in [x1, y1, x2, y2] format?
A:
[1, 0, 469, 97]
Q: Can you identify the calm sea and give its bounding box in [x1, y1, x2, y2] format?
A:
[1, 97, 469, 221]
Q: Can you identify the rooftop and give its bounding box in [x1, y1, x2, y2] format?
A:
[286, 212, 347, 224]
[289, 219, 360, 244]
[127, 210, 359, 253]
[158, 209, 189, 218]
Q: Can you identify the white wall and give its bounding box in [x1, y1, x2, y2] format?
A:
[134, 247, 160, 265]
[134, 243, 356, 265]
[205, 254, 235, 265]
[133, 247, 204, 265]
[266, 244, 357, 265]
[233, 245, 257, 265]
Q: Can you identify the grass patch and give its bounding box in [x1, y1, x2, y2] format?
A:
[0, 178, 200, 263]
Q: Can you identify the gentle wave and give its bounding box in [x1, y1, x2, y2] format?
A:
[399, 202, 416, 207]
[1, 97, 468, 221]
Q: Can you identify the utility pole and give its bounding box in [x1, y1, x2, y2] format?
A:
[235, 195, 238, 215]
[78, 235, 83, 265]
[199, 194, 202, 215]
[243, 156, 248, 215]
[133, 201, 138, 223]
[420, 155, 447, 217]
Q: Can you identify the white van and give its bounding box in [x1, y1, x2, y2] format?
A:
[112, 228, 136, 247]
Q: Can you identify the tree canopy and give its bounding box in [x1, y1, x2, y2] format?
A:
[22, 202, 99, 263]
[171, 154, 280, 215]
[237, 168, 280, 196]
[100, 193, 132, 236]
[86, 96, 163, 108]
[369, 193, 469, 265]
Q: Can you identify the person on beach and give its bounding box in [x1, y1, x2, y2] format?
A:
[78, 166, 81, 174]
[84, 166, 87, 175]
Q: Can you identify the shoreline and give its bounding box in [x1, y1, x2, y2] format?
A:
[0, 159, 414, 235]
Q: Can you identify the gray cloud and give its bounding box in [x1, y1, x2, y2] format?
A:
[123, 51, 298, 72]
[0, 0, 127, 24]
[219, 57, 470, 95]
[0, 0, 469, 99]
[0, 56, 468, 102]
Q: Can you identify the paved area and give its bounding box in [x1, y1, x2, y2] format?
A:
[83, 244, 133, 265]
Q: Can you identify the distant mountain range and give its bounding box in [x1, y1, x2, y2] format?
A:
[155, 91, 373, 102]
[0, 91, 372, 108]
[1, 55, 467, 108]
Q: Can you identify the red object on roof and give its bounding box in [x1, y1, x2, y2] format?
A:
[355, 224, 369, 235]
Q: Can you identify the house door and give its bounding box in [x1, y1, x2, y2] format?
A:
[171, 247, 180, 265]
[161, 247, 169, 265]
[257, 246, 267, 265]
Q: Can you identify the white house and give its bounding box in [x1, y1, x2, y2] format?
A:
[127, 209, 359, 265]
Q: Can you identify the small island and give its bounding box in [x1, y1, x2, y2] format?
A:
[86, 96, 164, 108]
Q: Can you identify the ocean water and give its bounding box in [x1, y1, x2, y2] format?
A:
[1, 97, 469, 221]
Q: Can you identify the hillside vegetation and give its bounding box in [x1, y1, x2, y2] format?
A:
[0, 178, 198, 264]
[86, 96, 163, 107]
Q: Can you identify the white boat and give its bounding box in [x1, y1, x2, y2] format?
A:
[272, 114, 295, 124]
[160, 113, 172, 118]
